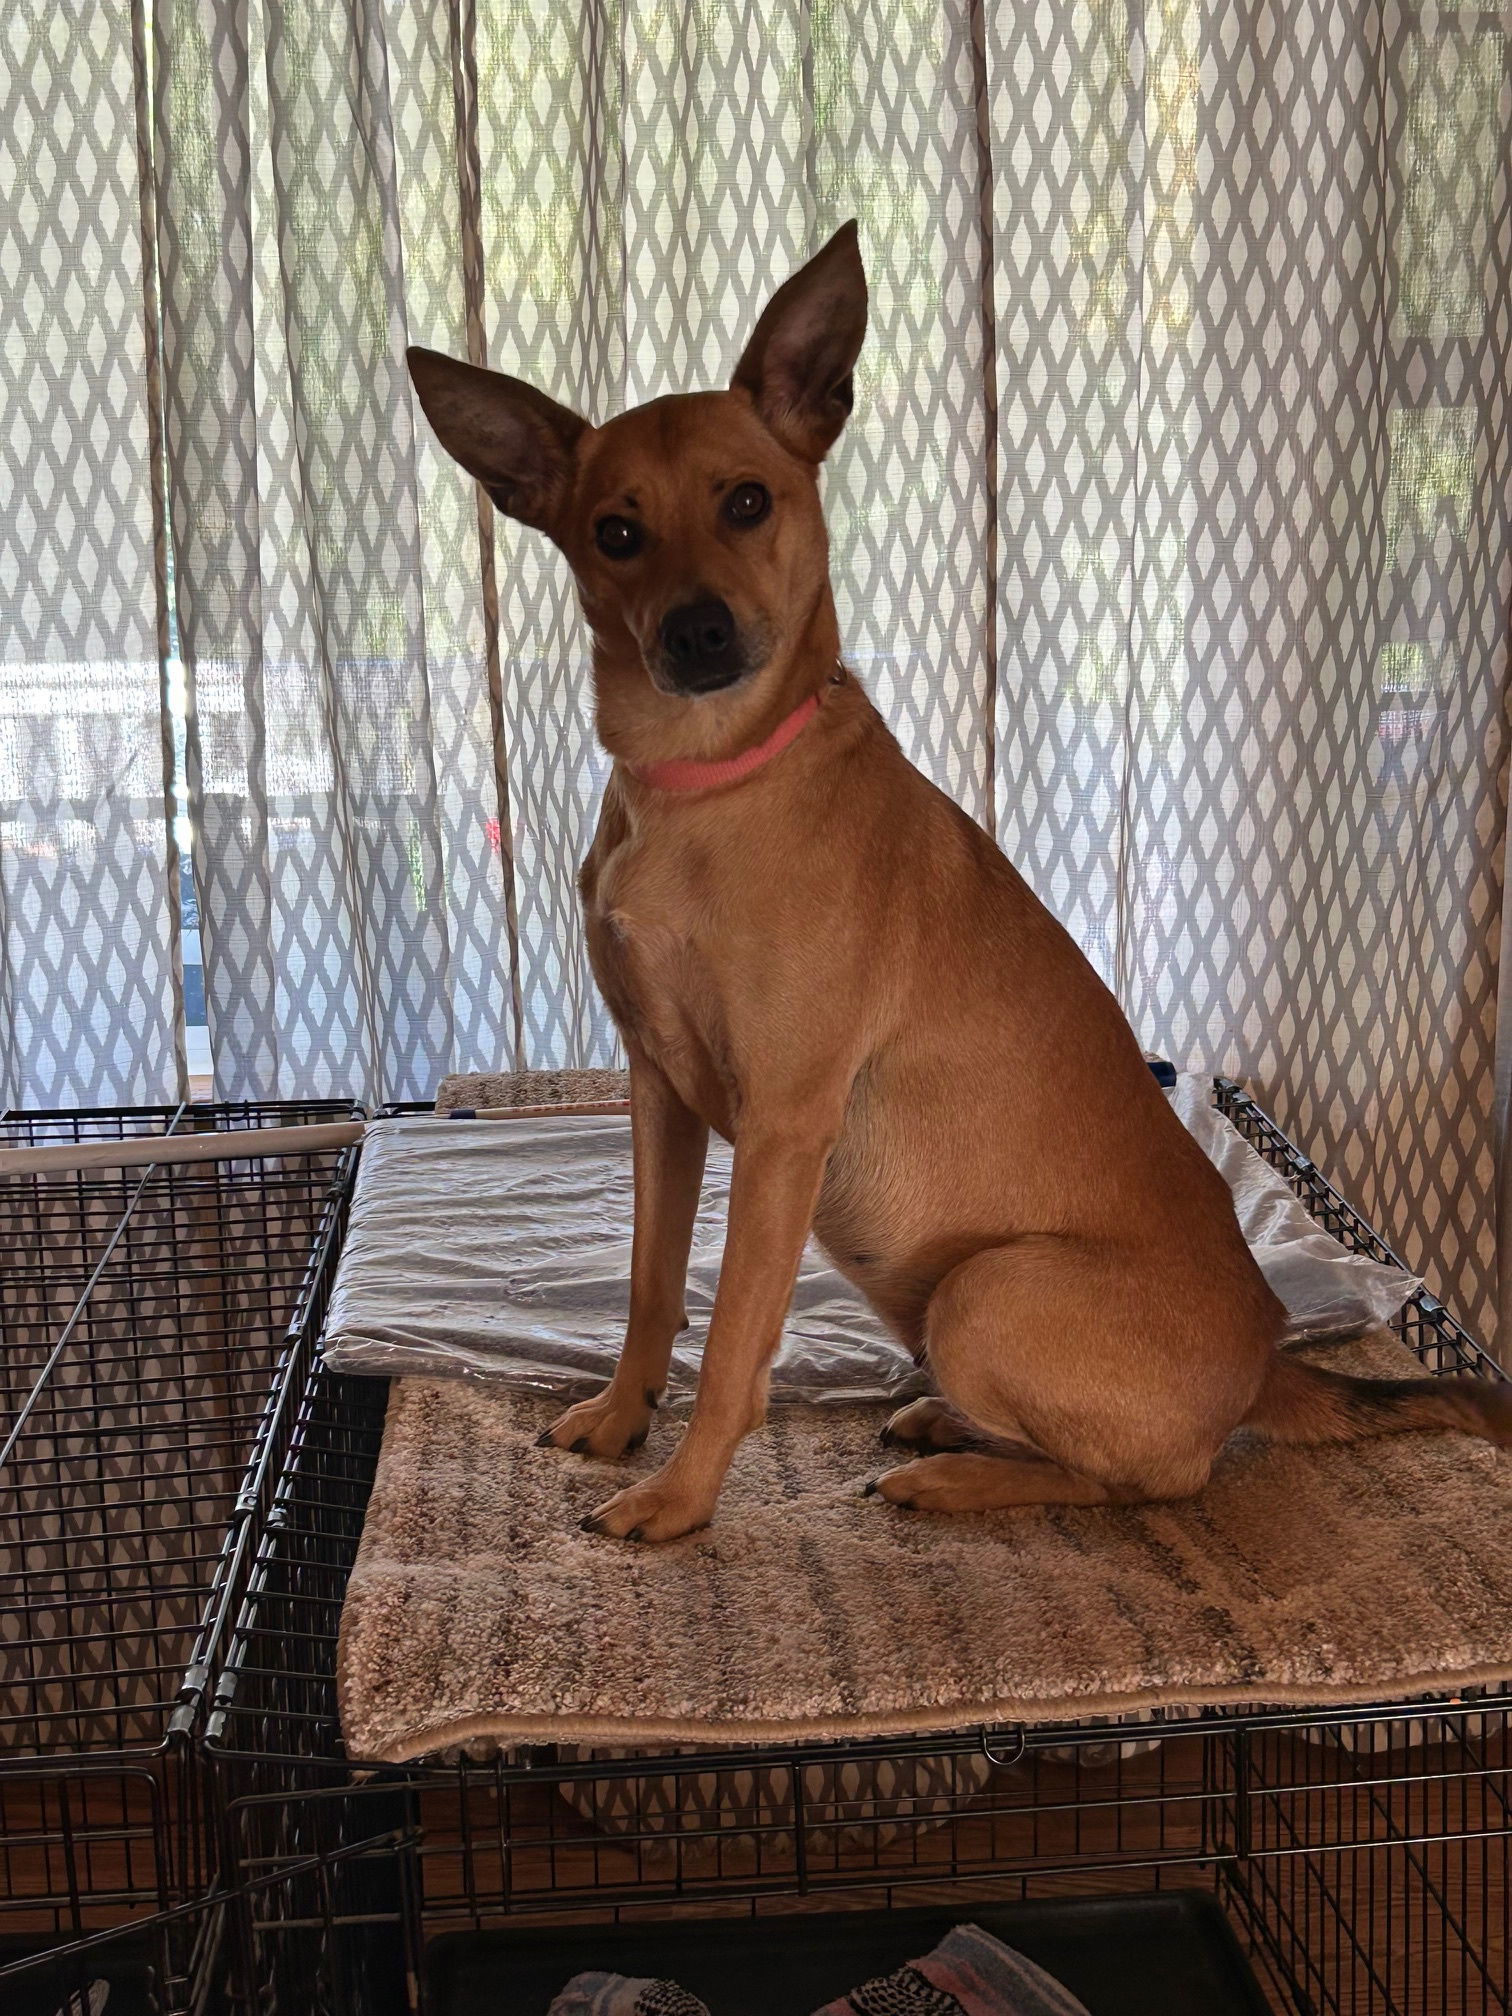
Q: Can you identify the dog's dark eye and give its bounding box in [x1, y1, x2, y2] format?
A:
[595, 515, 643, 559]
[724, 482, 771, 527]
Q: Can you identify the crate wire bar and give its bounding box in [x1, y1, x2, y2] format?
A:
[202, 1079, 1511, 2016]
[0, 1101, 361, 2013]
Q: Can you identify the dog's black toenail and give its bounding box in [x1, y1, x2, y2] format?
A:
[862, 1478, 879, 1496]
[570, 1436, 589, 1453]
[535, 1429, 557, 1447]
[645, 1388, 660, 1408]
[627, 1526, 645, 1542]
[579, 1515, 602, 1533]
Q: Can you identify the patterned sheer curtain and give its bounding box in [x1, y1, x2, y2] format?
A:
[1, 1, 184, 1106]
[2, 0, 1509, 1343]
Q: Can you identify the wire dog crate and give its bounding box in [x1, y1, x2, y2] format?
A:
[0, 1100, 361, 2015]
[197, 1079, 1511, 2016]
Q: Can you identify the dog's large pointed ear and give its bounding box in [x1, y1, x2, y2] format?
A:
[730, 222, 867, 462]
[407, 347, 587, 533]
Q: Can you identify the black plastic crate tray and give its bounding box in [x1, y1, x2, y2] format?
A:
[424, 1889, 1273, 2015]
[0, 1930, 153, 2016]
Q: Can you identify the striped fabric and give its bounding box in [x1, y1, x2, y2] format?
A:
[815, 1924, 1090, 2016]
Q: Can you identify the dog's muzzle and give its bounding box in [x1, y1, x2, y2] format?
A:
[657, 597, 747, 694]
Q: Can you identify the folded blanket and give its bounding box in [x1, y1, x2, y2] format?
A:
[547, 1924, 1090, 2016]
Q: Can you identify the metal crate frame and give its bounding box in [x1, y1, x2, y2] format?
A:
[0, 1100, 362, 2014]
[200, 1079, 1511, 2016]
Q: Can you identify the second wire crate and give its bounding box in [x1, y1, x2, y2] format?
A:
[0, 1100, 361, 2014]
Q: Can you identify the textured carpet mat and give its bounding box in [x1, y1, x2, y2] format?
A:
[337, 1331, 1512, 1763]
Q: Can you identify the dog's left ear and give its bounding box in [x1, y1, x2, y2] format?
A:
[731, 221, 867, 463]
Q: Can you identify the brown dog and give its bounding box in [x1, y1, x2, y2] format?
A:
[408, 223, 1510, 1542]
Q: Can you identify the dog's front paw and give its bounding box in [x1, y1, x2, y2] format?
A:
[537, 1386, 654, 1460]
[579, 1468, 715, 1543]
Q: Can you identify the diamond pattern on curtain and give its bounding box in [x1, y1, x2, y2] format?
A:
[154, 0, 464, 1102]
[991, 0, 1510, 1342]
[9, 0, 1505, 1343]
[0, 0, 183, 1108]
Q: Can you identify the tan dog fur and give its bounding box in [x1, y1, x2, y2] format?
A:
[409, 224, 1510, 1542]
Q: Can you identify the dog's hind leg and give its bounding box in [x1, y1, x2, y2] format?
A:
[870, 1449, 1116, 1511]
[880, 1396, 978, 1451]
[870, 1238, 1227, 1512]
[879, 1396, 1041, 1454]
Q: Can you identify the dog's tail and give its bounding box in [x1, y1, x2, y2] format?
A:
[1243, 1352, 1512, 1450]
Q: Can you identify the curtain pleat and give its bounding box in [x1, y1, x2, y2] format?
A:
[0, 0, 184, 1109]
[155, 0, 464, 1100]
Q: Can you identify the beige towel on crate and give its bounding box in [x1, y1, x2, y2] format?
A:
[435, 1068, 629, 1113]
[337, 1326, 1512, 1765]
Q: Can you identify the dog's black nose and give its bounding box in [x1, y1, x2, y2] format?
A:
[659, 598, 741, 690]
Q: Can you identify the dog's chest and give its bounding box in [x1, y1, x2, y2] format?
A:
[580, 820, 737, 1129]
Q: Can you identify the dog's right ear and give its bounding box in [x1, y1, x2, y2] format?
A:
[731, 221, 868, 463]
[406, 347, 587, 534]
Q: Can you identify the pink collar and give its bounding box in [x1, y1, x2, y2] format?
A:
[628, 690, 822, 794]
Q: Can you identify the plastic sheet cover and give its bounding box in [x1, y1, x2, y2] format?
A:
[321, 1080, 1419, 1404]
